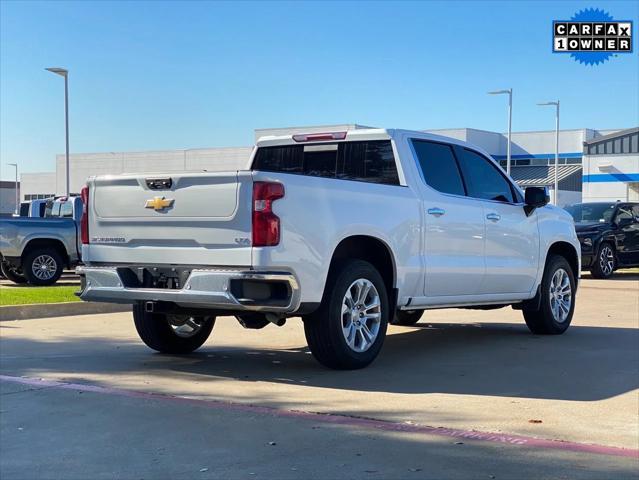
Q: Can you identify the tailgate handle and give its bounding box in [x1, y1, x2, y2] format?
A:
[146, 178, 173, 190]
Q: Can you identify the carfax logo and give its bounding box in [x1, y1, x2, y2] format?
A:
[553, 8, 633, 65]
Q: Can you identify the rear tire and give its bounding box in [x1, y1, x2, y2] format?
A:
[133, 303, 215, 354]
[523, 255, 575, 335]
[303, 260, 389, 370]
[23, 248, 64, 286]
[590, 242, 615, 279]
[392, 309, 423, 326]
[1, 262, 27, 284]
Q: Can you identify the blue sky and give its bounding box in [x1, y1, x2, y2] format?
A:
[1, 0, 638, 180]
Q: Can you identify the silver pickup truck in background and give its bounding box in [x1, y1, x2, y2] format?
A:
[0, 196, 84, 285]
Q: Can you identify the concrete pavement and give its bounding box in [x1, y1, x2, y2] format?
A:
[1, 275, 638, 478]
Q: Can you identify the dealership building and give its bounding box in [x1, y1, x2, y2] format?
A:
[18, 125, 639, 207]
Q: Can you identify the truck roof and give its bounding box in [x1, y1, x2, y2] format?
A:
[255, 127, 496, 160]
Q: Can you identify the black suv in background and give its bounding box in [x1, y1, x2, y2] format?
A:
[565, 202, 639, 279]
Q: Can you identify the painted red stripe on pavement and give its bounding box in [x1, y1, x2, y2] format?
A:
[2, 374, 637, 459]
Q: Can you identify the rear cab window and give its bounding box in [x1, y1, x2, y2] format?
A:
[252, 140, 400, 186]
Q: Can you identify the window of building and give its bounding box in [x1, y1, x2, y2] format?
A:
[587, 131, 639, 155]
[24, 193, 54, 201]
[411, 139, 465, 196]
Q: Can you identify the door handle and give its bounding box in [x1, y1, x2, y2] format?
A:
[427, 208, 445, 217]
[486, 213, 501, 222]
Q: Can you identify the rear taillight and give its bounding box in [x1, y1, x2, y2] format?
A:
[252, 181, 284, 247]
[80, 185, 89, 245]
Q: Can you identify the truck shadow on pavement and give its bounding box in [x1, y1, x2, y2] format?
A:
[1, 320, 637, 402]
[181, 322, 639, 401]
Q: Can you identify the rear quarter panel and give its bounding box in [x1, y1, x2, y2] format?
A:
[251, 171, 423, 304]
[0, 218, 78, 261]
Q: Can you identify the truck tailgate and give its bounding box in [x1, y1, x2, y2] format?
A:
[85, 171, 253, 266]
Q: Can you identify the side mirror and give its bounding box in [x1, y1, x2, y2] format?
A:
[524, 187, 549, 216]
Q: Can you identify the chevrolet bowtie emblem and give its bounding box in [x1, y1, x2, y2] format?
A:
[145, 196, 174, 211]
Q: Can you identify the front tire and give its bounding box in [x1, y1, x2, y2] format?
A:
[133, 303, 215, 354]
[22, 248, 64, 286]
[590, 242, 615, 279]
[1, 262, 27, 284]
[523, 255, 575, 335]
[303, 260, 389, 370]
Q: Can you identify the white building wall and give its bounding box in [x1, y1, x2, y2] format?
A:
[426, 128, 590, 157]
[509, 129, 586, 157]
[55, 147, 253, 195]
[19, 172, 57, 201]
[582, 153, 639, 202]
[0, 182, 19, 215]
[425, 128, 504, 155]
[185, 147, 253, 171]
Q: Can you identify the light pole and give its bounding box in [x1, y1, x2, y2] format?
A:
[537, 101, 560, 205]
[46, 67, 70, 196]
[7, 163, 18, 215]
[488, 88, 512, 175]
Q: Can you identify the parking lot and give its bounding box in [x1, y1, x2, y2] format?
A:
[1, 274, 638, 479]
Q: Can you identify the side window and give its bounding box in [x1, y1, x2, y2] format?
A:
[615, 206, 633, 223]
[411, 140, 465, 196]
[337, 141, 399, 185]
[456, 148, 515, 203]
[60, 202, 73, 218]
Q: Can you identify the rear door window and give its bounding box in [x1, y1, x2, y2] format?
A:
[456, 148, 515, 203]
[252, 140, 399, 185]
[411, 139, 465, 196]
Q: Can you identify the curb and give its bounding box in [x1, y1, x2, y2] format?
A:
[0, 301, 129, 321]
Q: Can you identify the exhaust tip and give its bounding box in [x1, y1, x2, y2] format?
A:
[144, 301, 155, 313]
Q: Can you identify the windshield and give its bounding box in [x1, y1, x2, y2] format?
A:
[565, 203, 616, 224]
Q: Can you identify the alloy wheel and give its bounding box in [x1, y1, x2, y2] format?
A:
[599, 246, 614, 276]
[31, 255, 58, 281]
[549, 268, 572, 323]
[341, 278, 382, 353]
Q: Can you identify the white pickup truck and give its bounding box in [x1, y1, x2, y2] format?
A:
[77, 128, 580, 369]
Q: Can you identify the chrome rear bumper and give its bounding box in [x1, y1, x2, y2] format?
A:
[76, 266, 301, 313]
